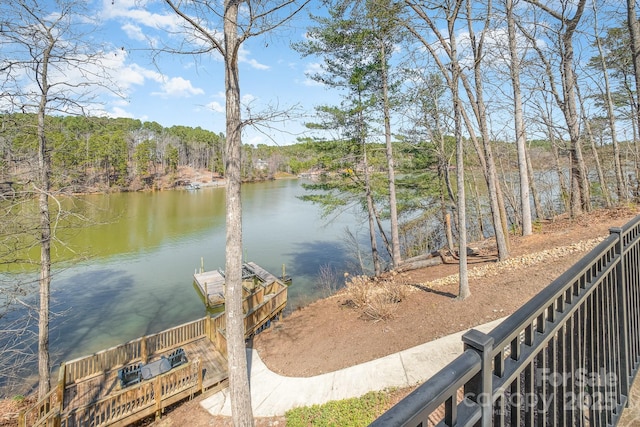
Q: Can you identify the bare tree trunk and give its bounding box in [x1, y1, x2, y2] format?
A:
[404, 0, 509, 261]
[522, 0, 590, 215]
[465, 0, 510, 260]
[33, 25, 56, 400]
[449, 1, 469, 300]
[444, 211, 455, 255]
[371, 201, 392, 259]
[628, 0, 640, 157]
[560, 0, 590, 215]
[552, 140, 570, 214]
[541, 111, 570, 214]
[471, 172, 484, 241]
[37, 61, 52, 400]
[379, 40, 401, 268]
[525, 144, 544, 220]
[437, 133, 456, 205]
[224, 1, 254, 424]
[593, 6, 626, 203]
[455, 104, 469, 299]
[576, 84, 611, 208]
[507, 0, 532, 235]
[363, 147, 381, 275]
[438, 165, 456, 253]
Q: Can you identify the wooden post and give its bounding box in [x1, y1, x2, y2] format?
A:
[197, 359, 203, 393]
[200, 257, 204, 274]
[57, 363, 66, 414]
[205, 315, 211, 342]
[141, 337, 148, 364]
[204, 282, 209, 308]
[154, 378, 163, 420]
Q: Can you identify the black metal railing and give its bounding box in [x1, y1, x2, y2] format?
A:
[372, 216, 640, 426]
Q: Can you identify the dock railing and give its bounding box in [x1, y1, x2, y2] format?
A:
[245, 282, 287, 337]
[209, 313, 228, 358]
[63, 317, 207, 385]
[372, 216, 640, 426]
[20, 317, 210, 427]
[60, 359, 202, 427]
[20, 267, 288, 426]
[17, 384, 62, 427]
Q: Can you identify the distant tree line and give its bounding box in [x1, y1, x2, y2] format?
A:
[0, 114, 327, 191]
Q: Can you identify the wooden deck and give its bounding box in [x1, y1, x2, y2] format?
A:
[20, 264, 288, 427]
[62, 336, 227, 410]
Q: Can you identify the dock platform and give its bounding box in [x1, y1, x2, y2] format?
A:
[193, 269, 226, 307]
[21, 263, 289, 427]
[193, 261, 288, 309]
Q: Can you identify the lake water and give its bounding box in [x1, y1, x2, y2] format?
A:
[0, 178, 369, 395]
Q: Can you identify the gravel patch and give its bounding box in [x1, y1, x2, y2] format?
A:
[421, 238, 605, 288]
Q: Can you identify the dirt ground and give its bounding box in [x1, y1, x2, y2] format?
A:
[157, 206, 638, 426]
[3, 206, 639, 426]
[253, 207, 639, 378]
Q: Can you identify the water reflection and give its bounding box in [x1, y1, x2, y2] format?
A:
[0, 179, 367, 396]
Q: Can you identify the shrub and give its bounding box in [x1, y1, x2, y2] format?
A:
[315, 264, 341, 297]
[344, 275, 407, 321]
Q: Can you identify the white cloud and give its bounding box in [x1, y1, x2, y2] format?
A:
[102, 0, 182, 32]
[244, 58, 270, 70]
[207, 101, 224, 113]
[121, 23, 146, 41]
[109, 106, 136, 118]
[103, 55, 203, 98]
[302, 62, 324, 87]
[242, 94, 257, 104]
[153, 76, 204, 97]
[239, 46, 270, 70]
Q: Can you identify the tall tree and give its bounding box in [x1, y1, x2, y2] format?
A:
[628, 0, 640, 189]
[451, 6, 469, 299]
[0, 0, 118, 398]
[362, 0, 404, 267]
[463, 0, 510, 257]
[404, 0, 510, 261]
[403, 0, 470, 296]
[589, 4, 626, 203]
[295, 7, 393, 273]
[523, 0, 591, 216]
[162, 1, 307, 424]
[506, 0, 533, 235]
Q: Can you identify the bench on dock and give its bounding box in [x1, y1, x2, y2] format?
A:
[167, 348, 187, 368]
[117, 362, 142, 388]
[141, 357, 171, 380]
[117, 349, 188, 388]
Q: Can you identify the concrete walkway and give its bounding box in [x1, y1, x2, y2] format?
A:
[200, 317, 505, 417]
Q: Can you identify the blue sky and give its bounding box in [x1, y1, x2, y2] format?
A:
[95, 0, 328, 146]
[5, 1, 628, 147]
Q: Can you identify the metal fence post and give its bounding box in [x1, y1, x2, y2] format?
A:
[462, 329, 494, 427]
[610, 226, 630, 399]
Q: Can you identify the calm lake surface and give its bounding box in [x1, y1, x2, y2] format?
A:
[1, 178, 367, 393]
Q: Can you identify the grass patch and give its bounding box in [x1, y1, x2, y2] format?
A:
[285, 389, 392, 427]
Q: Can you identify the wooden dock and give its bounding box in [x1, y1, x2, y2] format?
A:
[193, 269, 226, 307]
[194, 261, 289, 310]
[20, 268, 288, 427]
